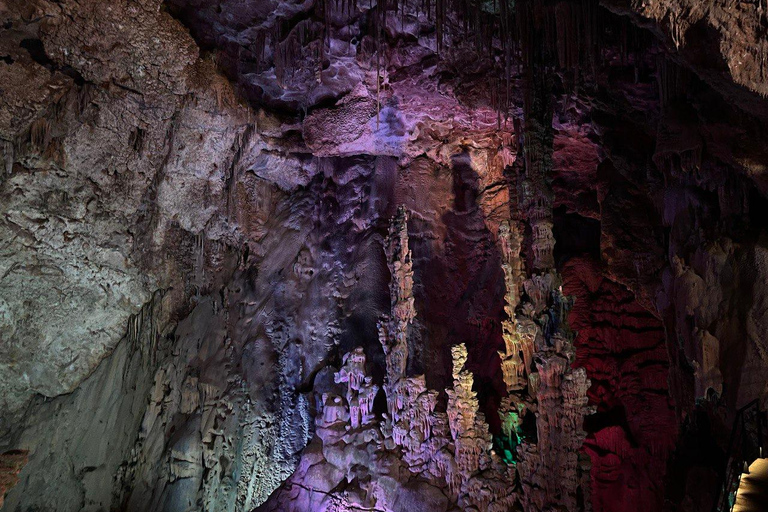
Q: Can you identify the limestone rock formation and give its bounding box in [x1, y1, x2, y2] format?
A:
[257, 208, 517, 512]
[2, 0, 768, 510]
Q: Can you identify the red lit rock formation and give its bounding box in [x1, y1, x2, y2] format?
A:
[564, 257, 678, 512]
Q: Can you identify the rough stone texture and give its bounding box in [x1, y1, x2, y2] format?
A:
[603, 0, 768, 116]
[0, 0, 251, 420]
[0, 451, 26, 510]
[565, 257, 677, 512]
[1, 0, 768, 510]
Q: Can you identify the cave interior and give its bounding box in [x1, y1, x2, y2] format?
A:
[1, 0, 768, 511]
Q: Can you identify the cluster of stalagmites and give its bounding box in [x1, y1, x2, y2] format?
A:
[495, 209, 594, 511]
[319, 342, 514, 510]
[263, 201, 592, 511]
[312, 207, 516, 511]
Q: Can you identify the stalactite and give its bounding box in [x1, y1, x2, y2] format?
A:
[2, 140, 13, 175]
[125, 290, 161, 366]
[253, 30, 266, 73]
[376, 0, 382, 129]
[226, 123, 255, 221]
[554, 1, 582, 88]
[436, 0, 444, 54]
[30, 118, 51, 151]
[194, 232, 205, 297]
[657, 55, 688, 111]
[274, 26, 285, 87]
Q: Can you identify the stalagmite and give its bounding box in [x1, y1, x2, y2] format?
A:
[446, 343, 493, 476]
[493, 5, 594, 506]
[379, 205, 415, 401]
[497, 220, 530, 392]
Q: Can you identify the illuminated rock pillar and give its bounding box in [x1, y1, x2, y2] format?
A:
[379, 205, 414, 402]
[502, 2, 593, 510]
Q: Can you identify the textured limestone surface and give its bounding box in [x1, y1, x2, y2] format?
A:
[1, 0, 768, 511]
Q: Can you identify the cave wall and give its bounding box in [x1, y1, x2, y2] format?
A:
[564, 257, 677, 512]
[1, 0, 768, 510]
